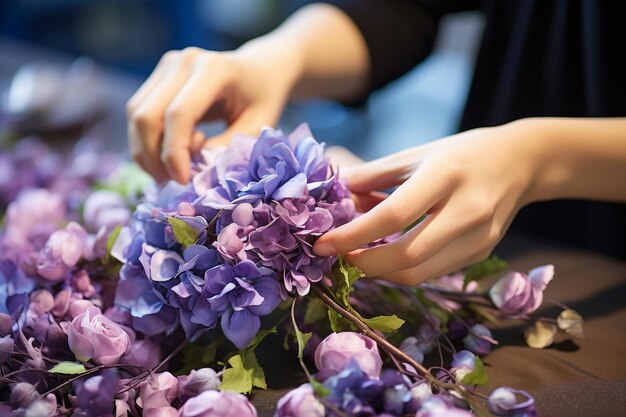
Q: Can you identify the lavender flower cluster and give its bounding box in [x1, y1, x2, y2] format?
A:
[112, 124, 355, 348]
[278, 332, 539, 417]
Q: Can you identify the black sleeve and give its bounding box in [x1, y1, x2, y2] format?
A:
[317, 0, 480, 101]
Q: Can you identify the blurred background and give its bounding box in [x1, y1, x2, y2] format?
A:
[0, 0, 484, 159]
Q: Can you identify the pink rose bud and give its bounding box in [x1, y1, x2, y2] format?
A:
[68, 306, 130, 365]
[276, 383, 325, 417]
[489, 265, 554, 316]
[314, 332, 383, 379]
[178, 390, 257, 417]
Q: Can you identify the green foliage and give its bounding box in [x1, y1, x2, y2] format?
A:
[49, 362, 87, 375]
[328, 309, 356, 332]
[464, 255, 508, 286]
[333, 257, 364, 307]
[168, 217, 200, 249]
[248, 327, 278, 351]
[103, 225, 122, 264]
[219, 350, 267, 393]
[176, 341, 218, 375]
[361, 315, 404, 333]
[304, 298, 328, 325]
[460, 356, 489, 386]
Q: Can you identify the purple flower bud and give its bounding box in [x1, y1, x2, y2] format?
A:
[400, 337, 425, 364]
[0, 313, 12, 336]
[178, 390, 257, 417]
[83, 190, 130, 231]
[0, 339, 12, 364]
[275, 383, 325, 417]
[415, 396, 474, 417]
[489, 265, 554, 316]
[463, 324, 496, 355]
[70, 270, 96, 297]
[451, 350, 477, 382]
[177, 368, 221, 401]
[37, 222, 88, 281]
[74, 369, 119, 417]
[10, 382, 38, 407]
[68, 306, 130, 365]
[488, 387, 538, 417]
[122, 338, 161, 370]
[315, 332, 383, 379]
[139, 372, 178, 411]
[28, 290, 55, 316]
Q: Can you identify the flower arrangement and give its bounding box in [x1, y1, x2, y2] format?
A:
[0, 126, 584, 416]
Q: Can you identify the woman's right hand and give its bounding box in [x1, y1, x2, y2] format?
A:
[126, 45, 297, 184]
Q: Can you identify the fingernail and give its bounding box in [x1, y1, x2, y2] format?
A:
[314, 241, 336, 256]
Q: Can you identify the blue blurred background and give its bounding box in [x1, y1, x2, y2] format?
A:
[0, 0, 484, 158]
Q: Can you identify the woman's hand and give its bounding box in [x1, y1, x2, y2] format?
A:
[126, 46, 296, 184]
[126, 3, 370, 185]
[314, 121, 546, 285]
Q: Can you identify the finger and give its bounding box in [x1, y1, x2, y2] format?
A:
[162, 60, 231, 183]
[203, 105, 278, 148]
[377, 225, 494, 286]
[313, 161, 452, 256]
[351, 191, 388, 212]
[190, 130, 206, 154]
[341, 145, 433, 193]
[126, 50, 178, 116]
[325, 146, 364, 168]
[345, 196, 487, 277]
[130, 58, 193, 181]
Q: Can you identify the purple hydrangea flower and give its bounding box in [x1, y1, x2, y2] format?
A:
[73, 369, 119, 416]
[36, 221, 89, 281]
[82, 190, 130, 232]
[450, 350, 477, 382]
[204, 260, 281, 348]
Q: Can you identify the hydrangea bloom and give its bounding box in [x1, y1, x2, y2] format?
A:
[113, 125, 354, 347]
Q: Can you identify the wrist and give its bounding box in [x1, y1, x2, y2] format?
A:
[234, 35, 304, 100]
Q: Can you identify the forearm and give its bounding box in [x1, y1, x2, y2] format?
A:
[235, 3, 370, 102]
[522, 117, 626, 203]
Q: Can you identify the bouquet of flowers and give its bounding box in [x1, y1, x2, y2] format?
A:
[0, 125, 584, 417]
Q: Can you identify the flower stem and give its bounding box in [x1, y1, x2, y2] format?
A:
[312, 284, 433, 382]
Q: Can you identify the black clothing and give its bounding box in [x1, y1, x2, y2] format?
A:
[322, 0, 626, 259]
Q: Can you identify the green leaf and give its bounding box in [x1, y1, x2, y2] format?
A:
[524, 320, 557, 348]
[464, 255, 508, 286]
[247, 327, 278, 351]
[361, 315, 404, 333]
[104, 225, 122, 263]
[557, 309, 584, 338]
[220, 354, 251, 393]
[311, 379, 330, 397]
[328, 309, 356, 332]
[167, 217, 200, 248]
[176, 341, 218, 375]
[460, 356, 489, 386]
[304, 298, 328, 325]
[49, 362, 87, 375]
[242, 349, 267, 390]
[219, 350, 267, 393]
[333, 257, 365, 307]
